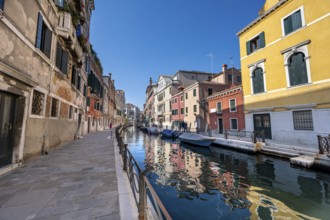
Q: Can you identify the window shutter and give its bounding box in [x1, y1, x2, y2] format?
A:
[0, 0, 5, 10]
[36, 13, 43, 49]
[246, 41, 251, 55]
[83, 83, 87, 96]
[44, 28, 52, 58]
[61, 50, 68, 74]
[55, 43, 62, 69]
[284, 16, 292, 35]
[77, 74, 81, 90]
[71, 65, 76, 85]
[259, 32, 265, 48]
[292, 10, 302, 31]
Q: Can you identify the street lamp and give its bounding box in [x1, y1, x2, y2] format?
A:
[207, 53, 214, 78]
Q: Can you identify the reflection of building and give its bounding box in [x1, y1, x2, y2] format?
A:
[238, 0, 330, 145]
[126, 103, 140, 125]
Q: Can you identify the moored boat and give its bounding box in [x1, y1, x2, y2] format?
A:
[161, 129, 180, 138]
[178, 133, 215, 147]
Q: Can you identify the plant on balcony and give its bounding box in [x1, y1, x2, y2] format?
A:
[91, 44, 103, 75]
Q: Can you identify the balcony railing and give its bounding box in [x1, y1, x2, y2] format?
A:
[57, 12, 75, 41]
[317, 135, 330, 155]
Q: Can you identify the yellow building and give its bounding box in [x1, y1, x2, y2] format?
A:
[237, 0, 330, 147]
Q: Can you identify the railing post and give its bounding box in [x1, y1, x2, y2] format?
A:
[123, 144, 128, 172]
[138, 172, 146, 220]
[252, 131, 256, 143]
[224, 129, 228, 139]
[317, 135, 324, 154]
[262, 130, 265, 143]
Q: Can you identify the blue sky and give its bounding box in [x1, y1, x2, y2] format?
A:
[90, 0, 265, 109]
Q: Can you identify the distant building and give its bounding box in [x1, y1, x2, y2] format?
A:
[144, 78, 158, 126]
[237, 0, 330, 146]
[103, 73, 116, 128]
[115, 90, 126, 125]
[126, 103, 140, 125]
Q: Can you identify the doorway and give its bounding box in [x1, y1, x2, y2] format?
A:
[253, 114, 272, 139]
[218, 118, 223, 134]
[0, 92, 17, 167]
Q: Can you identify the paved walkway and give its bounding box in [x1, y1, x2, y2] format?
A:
[0, 130, 138, 220]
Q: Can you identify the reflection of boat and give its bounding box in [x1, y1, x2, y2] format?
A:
[147, 127, 159, 134]
[178, 133, 215, 147]
[161, 129, 180, 138]
[180, 142, 211, 156]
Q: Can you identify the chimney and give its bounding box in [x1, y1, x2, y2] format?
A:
[149, 77, 152, 85]
[109, 73, 112, 80]
[222, 64, 227, 72]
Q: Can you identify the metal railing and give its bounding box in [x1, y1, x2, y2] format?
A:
[317, 135, 330, 155]
[116, 127, 172, 220]
[209, 129, 265, 143]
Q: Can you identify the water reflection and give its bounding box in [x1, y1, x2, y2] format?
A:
[125, 128, 330, 220]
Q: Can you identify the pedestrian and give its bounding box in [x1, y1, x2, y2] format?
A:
[109, 121, 112, 130]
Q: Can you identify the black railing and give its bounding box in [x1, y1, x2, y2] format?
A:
[210, 129, 265, 143]
[116, 127, 172, 220]
[317, 135, 330, 155]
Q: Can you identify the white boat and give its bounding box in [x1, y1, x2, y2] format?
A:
[178, 133, 215, 147]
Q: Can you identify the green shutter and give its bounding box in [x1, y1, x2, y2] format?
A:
[55, 43, 62, 69]
[292, 10, 302, 31]
[43, 27, 52, 58]
[259, 32, 265, 48]
[284, 16, 293, 35]
[36, 13, 43, 49]
[0, 0, 5, 10]
[61, 50, 68, 74]
[246, 41, 251, 55]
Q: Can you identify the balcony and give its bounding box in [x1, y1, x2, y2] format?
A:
[156, 111, 163, 116]
[57, 12, 76, 42]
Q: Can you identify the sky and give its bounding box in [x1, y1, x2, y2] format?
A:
[90, 0, 265, 109]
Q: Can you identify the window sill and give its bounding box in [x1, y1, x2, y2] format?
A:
[287, 82, 312, 89]
[29, 114, 45, 119]
[35, 49, 52, 67]
[251, 91, 267, 96]
[282, 25, 307, 39]
[49, 116, 59, 120]
[54, 68, 67, 80]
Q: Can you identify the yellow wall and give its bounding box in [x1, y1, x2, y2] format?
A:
[238, 0, 330, 110]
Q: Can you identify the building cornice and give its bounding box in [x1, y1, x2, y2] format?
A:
[237, 0, 290, 36]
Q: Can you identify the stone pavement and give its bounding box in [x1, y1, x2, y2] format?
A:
[0, 129, 138, 220]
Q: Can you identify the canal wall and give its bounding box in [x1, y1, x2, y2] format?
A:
[205, 134, 330, 172]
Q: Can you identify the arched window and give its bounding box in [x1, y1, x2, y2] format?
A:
[252, 67, 265, 94]
[288, 52, 308, 86]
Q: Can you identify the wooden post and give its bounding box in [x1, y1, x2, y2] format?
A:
[138, 173, 146, 220]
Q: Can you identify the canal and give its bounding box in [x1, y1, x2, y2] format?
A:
[124, 127, 330, 220]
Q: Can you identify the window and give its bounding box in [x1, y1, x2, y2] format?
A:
[229, 99, 236, 112]
[77, 74, 81, 91]
[181, 108, 184, 114]
[56, 43, 68, 74]
[283, 10, 302, 35]
[0, 0, 4, 10]
[208, 88, 213, 96]
[216, 102, 222, 113]
[69, 106, 73, 119]
[193, 105, 197, 113]
[186, 107, 188, 114]
[193, 89, 196, 97]
[252, 67, 265, 94]
[71, 65, 76, 85]
[36, 13, 52, 58]
[288, 52, 308, 86]
[237, 76, 241, 83]
[83, 83, 87, 97]
[181, 95, 183, 101]
[293, 110, 313, 130]
[230, 118, 238, 130]
[54, 0, 64, 7]
[51, 98, 59, 117]
[246, 32, 265, 55]
[186, 93, 188, 99]
[228, 74, 232, 82]
[31, 90, 45, 116]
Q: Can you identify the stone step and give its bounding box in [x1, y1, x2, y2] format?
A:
[261, 148, 300, 158]
[290, 156, 315, 168]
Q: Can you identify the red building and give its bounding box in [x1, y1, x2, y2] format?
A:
[170, 90, 185, 128]
[208, 86, 245, 133]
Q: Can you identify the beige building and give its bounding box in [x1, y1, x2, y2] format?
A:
[0, 0, 94, 167]
[102, 73, 116, 128]
[115, 89, 126, 125]
[184, 82, 228, 132]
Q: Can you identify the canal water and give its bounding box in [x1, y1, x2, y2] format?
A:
[124, 127, 330, 220]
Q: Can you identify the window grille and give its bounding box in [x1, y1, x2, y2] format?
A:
[31, 90, 44, 115]
[230, 118, 238, 130]
[51, 98, 59, 117]
[293, 110, 313, 130]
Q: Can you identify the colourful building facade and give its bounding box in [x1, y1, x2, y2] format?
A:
[237, 0, 330, 146]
